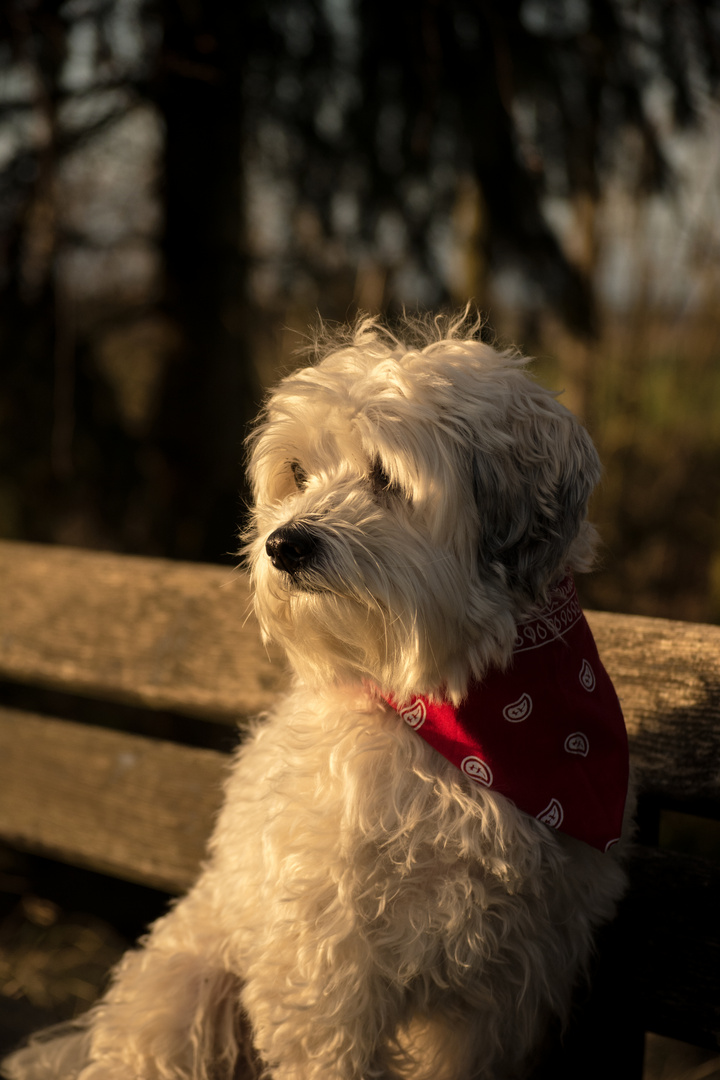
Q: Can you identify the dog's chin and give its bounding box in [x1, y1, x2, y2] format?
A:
[255, 589, 377, 690]
[276, 571, 332, 597]
[253, 566, 507, 704]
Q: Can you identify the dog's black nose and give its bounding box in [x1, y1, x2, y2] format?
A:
[265, 525, 318, 576]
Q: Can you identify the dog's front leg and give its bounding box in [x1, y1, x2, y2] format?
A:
[3, 879, 251, 1080]
[86, 889, 248, 1080]
[239, 919, 408, 1080]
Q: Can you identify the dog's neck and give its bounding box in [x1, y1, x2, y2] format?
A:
[381, 576, 628, 852]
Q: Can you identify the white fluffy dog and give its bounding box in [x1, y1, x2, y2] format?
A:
[3, 313, 631, 1080]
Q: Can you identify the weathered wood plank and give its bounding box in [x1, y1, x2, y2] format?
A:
[0, 705, 228, 892]
[587, 610, 720, 807]
[0, 541, 287, 723]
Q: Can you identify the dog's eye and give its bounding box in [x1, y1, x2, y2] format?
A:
[290, 461, 308, 490]
[369, 457, 400, 499]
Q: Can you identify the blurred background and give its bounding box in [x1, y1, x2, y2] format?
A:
[1, 0, 720, 622]
[1, 2, 720, 1074]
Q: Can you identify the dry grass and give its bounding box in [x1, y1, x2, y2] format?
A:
[0, 894, 125, 1018]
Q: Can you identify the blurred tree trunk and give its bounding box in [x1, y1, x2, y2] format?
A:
[149, 0, 260, 561]
[559, 193, 600, 425]
[0, 5, 69, 539]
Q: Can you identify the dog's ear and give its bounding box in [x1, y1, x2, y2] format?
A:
[472, 397, 601, 602]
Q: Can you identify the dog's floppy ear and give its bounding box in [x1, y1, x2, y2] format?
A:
[472, 396, 601, 602]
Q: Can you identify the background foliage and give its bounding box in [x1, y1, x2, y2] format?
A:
[1, 0, 720, 621]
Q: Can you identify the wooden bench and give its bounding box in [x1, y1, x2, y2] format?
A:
[1, 539, 719, 1076]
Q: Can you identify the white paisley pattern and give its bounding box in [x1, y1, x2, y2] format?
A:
[513, 577, 583, 653]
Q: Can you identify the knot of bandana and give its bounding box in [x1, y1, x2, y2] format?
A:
[382, 577, 629, 852]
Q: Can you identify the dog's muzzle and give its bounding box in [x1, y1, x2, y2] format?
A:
[265, 524, 318, 577]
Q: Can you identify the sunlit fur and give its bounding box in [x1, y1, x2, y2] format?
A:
[2, 313, 630, 1080]
[247, 312, 600, 703]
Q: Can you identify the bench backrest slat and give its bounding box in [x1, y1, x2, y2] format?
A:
[0, 541, 286, 723]
[588, 610, 720, 809]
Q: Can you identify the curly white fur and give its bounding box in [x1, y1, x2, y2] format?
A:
[2, 312, 630, 1080]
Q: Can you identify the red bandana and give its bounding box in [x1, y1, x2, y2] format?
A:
[382, 577, 629, 852]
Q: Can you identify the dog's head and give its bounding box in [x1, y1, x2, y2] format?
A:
[244, 315, 600, 701]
